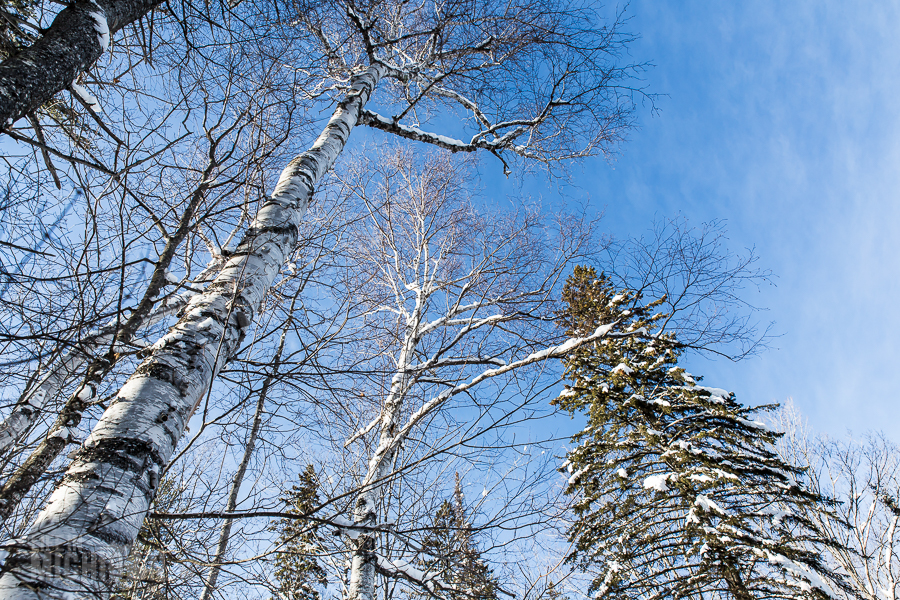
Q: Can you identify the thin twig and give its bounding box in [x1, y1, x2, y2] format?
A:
[26, 114, 62, 189]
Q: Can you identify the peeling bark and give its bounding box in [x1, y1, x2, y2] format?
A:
[0, 64, 383, 600]
[0, 0, 162, 128]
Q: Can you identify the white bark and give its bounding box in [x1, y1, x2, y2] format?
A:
[0, 250, 222, 461]
[339, 178, 608, 600]
[0, 64, 384, 600]
[347, 288, 423, 600]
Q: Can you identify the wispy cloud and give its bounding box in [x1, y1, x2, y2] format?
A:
[575, 1, 900, 439]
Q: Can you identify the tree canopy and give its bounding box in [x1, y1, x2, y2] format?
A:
[0, 2, 859, 600]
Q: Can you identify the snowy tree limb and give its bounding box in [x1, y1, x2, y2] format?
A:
[0, 0, 162, 128]
[391, 321, 624, 449]
[373, 553, 445, 595]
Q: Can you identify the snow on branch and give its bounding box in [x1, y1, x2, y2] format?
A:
[392, 320, 627, 449]
[345, 413, 382, 447]
[87, 0, 109, 51]
[765, 552, 837, 598]
[408, 355, 507, 372]
[419, 311, 507, 337]
[330, 515, 396, 540]
[345, 311, 526, 448]
[358, 109, 530, 173]
[71, 81, 101, 113]
[373, 553, 444, 594]
[359, 110, 476, 153]
[418, 313, 513, 359]
[361, 69, 576, 169]
[375, 553, 515, 600]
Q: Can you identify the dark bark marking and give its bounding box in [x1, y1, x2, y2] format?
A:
[133, 360, 191, 397]
[73, 436, 162, 471]
[86, 524, 131, 546]
[239, 224, 298, 243]
[4, 546, 114, 583]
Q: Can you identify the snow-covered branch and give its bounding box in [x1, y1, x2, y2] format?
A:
[359, 110, 478, 153]
[373, 553, 445, 594]
[392, 321, 622, 451]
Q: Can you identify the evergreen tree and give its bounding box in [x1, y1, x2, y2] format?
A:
[271, 465, 328, 600]
[542, 580, 569, 600]
[420, 474, 500, 600]
[555, 266, 849, 600]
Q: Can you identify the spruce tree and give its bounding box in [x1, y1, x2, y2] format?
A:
[541, 580, 569, 600]
[419, 474, 500, 600]
[555, 266, 848, 600]
[271, 465, 328, 600]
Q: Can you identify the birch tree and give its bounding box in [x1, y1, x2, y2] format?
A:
[0, 0, 300, 132]
[0, 62, 311, 600]
[776, 407, 900, 600]
[156, 150, 613, 600]
[84, 178, 377, 600]
[0, 61, 303, 534]
[306, 151, 610, 600]
[0, 0, 305, 442]
[0, 1, 643, 596]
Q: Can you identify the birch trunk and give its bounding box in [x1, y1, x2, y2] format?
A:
[348, 290, 423, 600]
[0, 0, 161, 127]
[0, 161, 224, 522]
[198, 328, 285, 600]
[0, 343, 97, 458]
[0, 64, 383, 600]
[0, 288, 193, 530]
[0, 297, 183, 460]
[0, 164, 220, 459]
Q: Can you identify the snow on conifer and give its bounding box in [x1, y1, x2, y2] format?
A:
[554, 266, 851, 600]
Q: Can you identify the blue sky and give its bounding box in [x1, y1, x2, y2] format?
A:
[597, 1, 900, 441]
[5, 1, 895, 444]
[489, 1, 900, 441]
